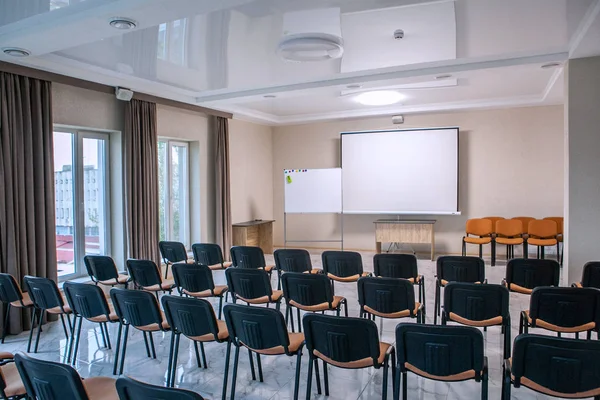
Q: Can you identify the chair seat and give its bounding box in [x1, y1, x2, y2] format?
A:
[0, 352, 13, 359]
[405, 362, 477, 382]
[304, 268, 322, 274]
[183, 285, 228, 298]
[99, 274, 129, 286]
[364, 303, 420, 319]
[138, 311, 170, 331]
[208, 261, 232, 270]
[407, 276, 421, 284]
[449, 312, 503, 327]
[463, 237, 492, 245]
[10, 291, 33, 308]
[290, 296, 345, 312]
[82, 376, 119, 400]
[440, 280, 481, 286]
[46, 298, 72, 315]
[314, 341, 390, 369]
[262, 265, 275, 273]
[495, 237, 524, 245]
[527, 238, 558, 246]
[327, 271, 370, 283]
[508, 283, 533, 294]
[0, 362, 26, 397]
[237, 290, 283, 305]
[188, 320, 229, 342]
[88, 305, 119, 323]
[524, 310, 596, 333]
[574, 282, 583, 288]
[142, 279, 175, 292]
[242, 332, 305, 355]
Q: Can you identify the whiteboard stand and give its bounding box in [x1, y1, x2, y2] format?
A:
[283, 212, 344, 250]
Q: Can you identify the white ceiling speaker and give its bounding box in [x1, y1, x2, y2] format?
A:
[115, 87, 134, 101]
[2, 47, 31, 57]
[277, 8, 343, 62]
[109, 17, 137, 30]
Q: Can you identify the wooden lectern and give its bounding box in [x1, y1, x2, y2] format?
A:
[374, 219, 436, 260]
[232, 220, 275, 254]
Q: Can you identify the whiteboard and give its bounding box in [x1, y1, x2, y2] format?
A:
[284, 168, 342, 213]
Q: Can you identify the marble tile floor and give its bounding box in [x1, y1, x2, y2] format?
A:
[0, 251, 574, 400]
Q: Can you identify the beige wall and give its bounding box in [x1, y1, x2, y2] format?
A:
[273, 106, 565, 255]
[229, 119, 274, 223]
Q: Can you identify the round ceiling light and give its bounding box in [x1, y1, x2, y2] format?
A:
[541, 62, 561, 69]
[277, 33, 343, 62]
[109, 17, 137, 30]
[2, 47, 31, 57]
[354, 90, 404, 106]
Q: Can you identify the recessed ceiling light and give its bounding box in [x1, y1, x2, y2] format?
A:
[435, 74, 452, 80]
[264, 95, 276, 98]
[541, 62, 561, 69]
[346, 84, 362, 89]
[354, 90, 404, 106]
[109, 17, 137, 30]
[2, 47, 31, 57]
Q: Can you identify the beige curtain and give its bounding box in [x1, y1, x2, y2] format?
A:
[0, 72, 56, 336]
[215, 116, 232, 257]
[123, 99, 160, 265]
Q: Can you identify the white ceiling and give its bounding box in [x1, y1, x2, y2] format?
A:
[1, 0, 599, 125]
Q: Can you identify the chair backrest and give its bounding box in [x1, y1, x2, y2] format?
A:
[274, 249, 312, 273]
[321, 251, 364, 278]
[528, 219, 557, 239]
[125, 259, 162, 288]
[443, 282, 509, 322]
[513, 217, 535, 234]
[543, 216, 564, 235]
[63, 281, 111, 320]
[483, 216, 504, 232]
[225, 268, 272, 300]
[191, 243, 225, 266]
[436, 256, 485, 283]
[495, 219, 523, 237]
[223, 304, 292, 353]
[230, 246, 266, 269]
[159, 241, 188, 264]
[116, 376, 204, 400]
[23, 276, 64, 310]
[303, 314, 381, 366]
[110, 288, 164, 328]
[465, 218, 492, 237]
[505, 259, 560, 290]
[529, 287, 599, 328]
[373, 253, 418, 279]
[83, 255, 118, 282]
[14, 353, 90, 400]
[512, 334, 600, 396]
[581, 262, 600, 288]
[281, 273, 333, 307]
[172, 263, 215, 294]
[0, 273, 24, 304]
[395, 323, 484, 378]
[161, 295, 220, 340]
[358, 277, 416, 315]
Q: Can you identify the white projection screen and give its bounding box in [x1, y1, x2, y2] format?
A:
[341, 127, 459, 214]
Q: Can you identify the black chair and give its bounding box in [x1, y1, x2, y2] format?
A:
[159, 241, 191, 279]
[161, 296, 229, 392]
[110, 288, 171, 375]
[281, 272, 347, 333]
[116, 376, 204, 400]
[225, 268, 282, 310]
[502, 258, 560, 295]
[321, 251, 370, 289]
[230, 246, 275, 276]
[358, 277, 423, 324]
[14, 352, 117, 400]
[223, 304, 304, 400]
[0, 352, 26, 399]
[395, 323, 488, 400]
[573, 261, 600, 289]
[373, 253, 425, 310]
[23, 276, 73, 353]
[126, 259, 175, 298]
[303, 313, 394, 400]
[519, 287, 599, 339]
[442, 282, 511, 359]
[0, 273, 35, 348]
[503, 334, 600, 399]
[434, 256, 486, 324]
[83, 255, 129, 289]
[171, 263, 228, 318]
[63, 281, 119, 365]
[274, 249, 321, 290]
[191, 243, 232, 271]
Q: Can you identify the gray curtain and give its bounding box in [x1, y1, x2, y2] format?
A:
[123, 99, 160, 265]
[0, 71, 56, 336]
[215, 116, 232, 257]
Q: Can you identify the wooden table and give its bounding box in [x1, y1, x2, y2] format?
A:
[374, 219, 436, 260]
[232, 220, 275, 254]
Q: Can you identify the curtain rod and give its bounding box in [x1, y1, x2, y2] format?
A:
[0, 61, 233, 119]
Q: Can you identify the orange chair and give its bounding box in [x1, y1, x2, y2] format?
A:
[513, 217, 535, 236]
[493, 219, 524, 265]
[527, 220, 558, 260]
[462, 218, 493, 259]
[483, 216, 505, 237]
[543, 217, 563, 265]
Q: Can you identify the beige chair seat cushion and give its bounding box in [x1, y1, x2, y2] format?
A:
[237, 290, 283, 304]
[495, 237, 524, 245]
[263, 265, 275, 273]
[188, 320, 229, 342]
[290, 296, 345, 312]
[183, 285, 228, 298]
[242, 332, 305, 355]
[208, 261, 233, 270]
[0, 352, 13, 360]
[449, 312, 503, 327]
[314, 342, 390, 369]
[407, 276, 421, 284]
[327, 271, 370, 283]
[463, 237, 491, 245]
[82, 376, 119, 400]
[527, 238, 558, 246]
[10, 291, 33, 308]
[508, 283, 533, 294]
[138, 311, 170, 331]
[405, 362, 477, 381]
[364, 303, 420, 319]
[0, 362, 26, 397]
[441, 280, 481, 286]
[47, 297, 72, 315]
[142, 279, 175, 292]
[88, 304, 119, 323]
[524, 310, 595, 333]
[99, 274, 129, 286]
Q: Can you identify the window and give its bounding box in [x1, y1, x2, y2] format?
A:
[158, 140, 189, 246]
[53, 130, 110, 279]
[157, 19, 187, 66]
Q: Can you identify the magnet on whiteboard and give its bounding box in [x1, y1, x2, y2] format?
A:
[287, 176, 292, 184]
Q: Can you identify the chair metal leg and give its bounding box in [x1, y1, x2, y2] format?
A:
[103, 323, 112, 349]
[1, 303, 10, 344]
[71, 315, 83, 365]
[170, 333, 181, 386]
[113, 323, 123, 375]
[200, 342, 208, 369]
[479, 244, 482, 258]
[222, 341, 232, 400]
[434, 282, 440, 325]
[344, 300, 349, 317]
[119, 324, 130, 375]
[218, 296, 224, 319]
[142, 331, 151, 358]
[194, 341, 202, 368]
[314, 359, 322, 395]
[402, 372, 408, 400]
[382, 355, 389, 400]
[166, 333, 176, 386]
[27, 308, 37, 352]
[34, 309, 44, 353]
[297, 308, 302, 333]
[306, 356, 313, 400]
[293, 348, 302, 400]
[391, 349, 397, 400]
[323, 360, 329, 396]
[148, 332, 157, 359]
[541, 246, 545, 259]
[289, 306, 295, 333]
[491, 240, 496, 267]
[98, 318, 107, 348]
[248, 349, 256, 380]
[165, 263, 170, 280]
[231, 345, 240, 400]
[256, 353, 264, 382]
[421, 277, 426, 312]
[504, 318, 511, 359]
[482, 357, 489, 400]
